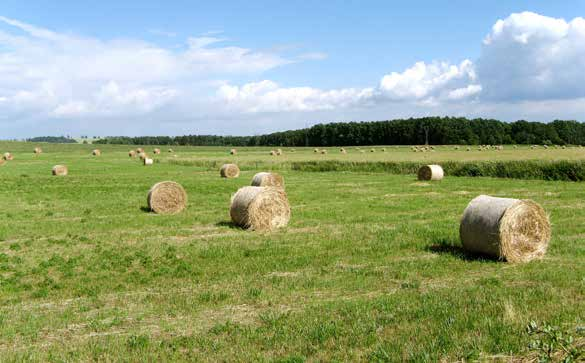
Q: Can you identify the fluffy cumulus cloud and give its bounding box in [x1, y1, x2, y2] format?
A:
[479, 11, 585, 101]
[1, 11, 585, 136]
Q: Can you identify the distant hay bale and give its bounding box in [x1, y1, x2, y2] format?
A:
[153, 148, 161, 154]
[321, 149, 328, 154]
[34, 147, 42, 154]
[92, 149, 101, 156]
[276, 148, 283, 156]
[270, 150, 277, 156]
[543, 145, 549, 149]
[230, 148, 237, 155]
[168, 148, 174, 153]
[136, 148, 144, 154]
[129, 150, 136, 158]
[313, 148, 319, 153]
[370, 148, 375, 153]
[147, 181, 187, 215]
[251, 172, 284, 188]
[230, 186, 290, 230]
[220, 163, 240, 178]
[466, 147, 471, 151]
[381, 148, 386, 152]
[417, 164, 444, 181]
[454, 146, 460, 150]
[144, 158, 154, 165]
[138, 152, 148, 160]
[460, 195, 550, 262]
[340, 147, 347, 154]
[3, 152, 13, 161]
[52, 165, 68, 176]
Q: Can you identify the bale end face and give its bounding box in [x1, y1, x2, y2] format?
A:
[148, 181, 187, 214]
[129, 150, 136, 158]
[460, 195, 550, 262]
[220, 164, 240, 178]
[144, 158, 154, 165]
[34, 147, 42, 154]
[418, 165, 444, 181]
[3, 152, 13, 161]
[251, 172, 285, 188]
[153, 148, 161, 154]
[230, 149, 237, 155]
[230, 186, 290, 231]
[92, 149, 101, 156]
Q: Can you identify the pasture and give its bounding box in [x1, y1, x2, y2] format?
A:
[0, 142, 583, 361]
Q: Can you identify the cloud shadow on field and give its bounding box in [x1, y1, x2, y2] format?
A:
[426, 237, 498, 262]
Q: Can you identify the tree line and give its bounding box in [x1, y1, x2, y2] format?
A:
[94, 117, 585, 146]
[27, 136, 77, 143]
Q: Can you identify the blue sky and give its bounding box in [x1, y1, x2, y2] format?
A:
[1, 1, 585, 137]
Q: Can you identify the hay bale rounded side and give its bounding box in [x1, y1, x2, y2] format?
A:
[230, 148, 237, 155]
[129, 150, 136, 158]
[270, 150, 276, 156]
[34, 147, 42, 154]
[220, 164, 240, 178]
[3, 152, 13, 161]
[144, 158, 154, 165]
[320, 149, 328, 155]
[459, 195, 550, 262]
[52, 165, 68, 176]
[147, 181, 187, 215]
[251, 172, 284, 188]
[153, 148, 161, 154]
[417, 164, 444, 181]
[168, 148, 174, 153]
[340, 148, 346, 154]
[92, 149, 101, 156]
[136, 148, 144, 154]
[138, 152, 147, 160]
[230, 186, 290, 230]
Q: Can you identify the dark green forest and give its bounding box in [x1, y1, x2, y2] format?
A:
[27, 136, 77, 143]
[94, 117, 585, 146]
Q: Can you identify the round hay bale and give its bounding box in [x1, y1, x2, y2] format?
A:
[230, 186, 290, 230]
[92, 149, 101, 156]
[276, 148, 283, 156]
[269, 150, 277, 156]
[168, 148, 174, 153]
[3, 152, 13, 161]
[147, 181, 187, 215]
[220, 163, 240, 178]
[460, 195, 550, 262]
[321, 149, 327, 155]
[381, 148, 386, 152]
[230, 148, 237, 155]
[153, 148, 161, 154]
[52, 165, 68, 176]
[34, 147, 42, 154]
[144, 158, 154, 165]
[313, 148, 319, 153]
[129, 150, 136, 158]
[136, 148, 144, 154]
[251, 172, 284, 188]
[138, 152, 147, 160]
[370, 148, 375, 153]
[340, 147, 347, 154]
[418, 165, 444, 181]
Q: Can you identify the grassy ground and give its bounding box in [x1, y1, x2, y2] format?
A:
[0, 142, 583, 361]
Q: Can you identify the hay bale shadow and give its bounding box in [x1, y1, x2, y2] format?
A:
[215, 220, 240, 229]
[427, 237, 498, 262]
[140, 206, 151, 213]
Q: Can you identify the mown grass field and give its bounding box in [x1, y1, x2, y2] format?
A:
[0, 142, 583, 361]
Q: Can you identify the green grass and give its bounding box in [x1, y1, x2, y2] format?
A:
[0, 142, 583, 361]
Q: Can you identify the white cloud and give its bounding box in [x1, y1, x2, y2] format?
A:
[479, 11, 585, 101]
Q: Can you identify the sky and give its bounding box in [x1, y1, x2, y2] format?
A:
[1, 1, 585, 138]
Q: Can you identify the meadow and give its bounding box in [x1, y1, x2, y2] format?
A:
[0, 142, 583, 361]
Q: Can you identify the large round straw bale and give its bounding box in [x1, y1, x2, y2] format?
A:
[251, 172, 284, 188]
[92, 149, 101, 156]
[417, 164, 444, 181]
[129, 150, 136, 158]
[138, 152, 147, 160]
[230, 148, 237, 155]
[52, 165, 68, 176]
[3, 152, 13, 161]
[34, 147, 42, 154]
[144, 158, 154, 165]
[220, 163, 240, 178]
[340, 147, 347, 154]
[230, 186, 290, 230]
[313, 148, 319, 153]
[276, 148, 282, 156]
[168, 148, 174, 153]
[460, 195, 550, 262]
[136, 148, 144, 154]
[147, 181, 187, 215]
[269, 150, 277, 156]
[153, 148, 161, 154]
[321, 149, 328, 155]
